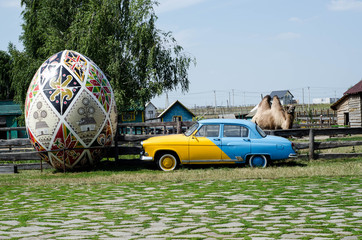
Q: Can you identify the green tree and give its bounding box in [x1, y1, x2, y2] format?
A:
[12, 0, 195, 108]
[0, 50, 14, 100]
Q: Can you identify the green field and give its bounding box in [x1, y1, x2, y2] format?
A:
[0, 158, 361, 239]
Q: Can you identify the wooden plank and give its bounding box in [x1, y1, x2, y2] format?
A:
[0, 138, 32, 147]
[0, 127, 26, 132]
[315, 153, 362, 159]
[294, 141, 362, 150]
[118, 121, 194, 128]
[268, 127, 362, 137]
[0, 165, 18, 174]
[16, 163, 52, 170]
[0, 152, 40, 160]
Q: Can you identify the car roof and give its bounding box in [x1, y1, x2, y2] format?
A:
[198, 119, 255, 127]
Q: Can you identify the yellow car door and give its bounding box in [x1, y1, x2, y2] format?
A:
[188, 124, 224, 163]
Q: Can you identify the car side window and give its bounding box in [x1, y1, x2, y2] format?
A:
[223, 125, 249, 138]
[196, 125, 220, 137]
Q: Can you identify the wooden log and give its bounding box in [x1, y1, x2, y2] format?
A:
[16, 163, 52, 170]
[309, 129, 315, 160]
[0, 152, 40, 160]
[0, 138, 32, 147]
[315, 153, 362, 159]
[294, 141, 362, 150]
[0, 165, 18, 174]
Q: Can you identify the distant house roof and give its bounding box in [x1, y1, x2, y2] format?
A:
[158, 100, 195, 118]
[145, 102, 157, 109]
[331, 80, 362, 110]
[269, 90, 293, 98]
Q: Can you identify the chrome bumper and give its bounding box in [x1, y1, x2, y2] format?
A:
[140, 156, 153, 161]
[289, 153, 298, 158]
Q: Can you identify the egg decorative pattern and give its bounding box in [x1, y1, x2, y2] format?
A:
[25, 50, 118, 171]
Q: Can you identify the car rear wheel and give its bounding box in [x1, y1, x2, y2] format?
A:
[157, 153, 178, 171]
[249, 155, 267, 168]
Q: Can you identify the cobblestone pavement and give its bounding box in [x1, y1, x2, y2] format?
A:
[0, 177, 361, 239]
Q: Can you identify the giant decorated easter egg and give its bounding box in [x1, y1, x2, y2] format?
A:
[25, 50, 118, 171]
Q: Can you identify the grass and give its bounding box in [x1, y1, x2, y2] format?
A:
[0, 157, 360, 238]
[0, 157, 361, 186]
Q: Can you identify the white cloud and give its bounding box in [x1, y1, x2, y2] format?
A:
[0, 0, 21, 8]
[156, 0, 208, 13]
[289, 17, 304, 23]
[328, 0, 362, 11]
[274, 32, 301, 40]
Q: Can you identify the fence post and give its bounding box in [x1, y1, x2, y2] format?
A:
[309, 129, 315, 160]
[176, 120, 181, 134]
[114, 128, 119, 162]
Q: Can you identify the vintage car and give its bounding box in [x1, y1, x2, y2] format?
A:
[140, 119, 297, 171]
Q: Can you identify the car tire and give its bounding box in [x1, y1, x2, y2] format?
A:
[249, 155, 267, 168]
[157, 153, 178, 171]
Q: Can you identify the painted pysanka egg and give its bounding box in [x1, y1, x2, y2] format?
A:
[25, 50, 118, 171]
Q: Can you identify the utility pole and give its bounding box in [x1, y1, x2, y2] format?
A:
[228, 92, 231, 108]
[302, 88, 305, 111]
[214, 90, 217, 113]
[308, 86, 310, 111]
[232, 89, 234, 107]
[165, 92, 169, 109]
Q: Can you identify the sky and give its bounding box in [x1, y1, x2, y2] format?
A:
[1, 0, 362, 109]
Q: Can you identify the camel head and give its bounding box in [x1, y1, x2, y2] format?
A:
[286, 105, 295, 115]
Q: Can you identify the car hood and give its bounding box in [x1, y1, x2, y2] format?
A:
[142, 134, 188, 145]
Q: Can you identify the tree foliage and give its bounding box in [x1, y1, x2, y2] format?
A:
[11, 0, 195, 109]
[0, 50, 14, 100]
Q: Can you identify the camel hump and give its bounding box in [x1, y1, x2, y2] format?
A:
[259, 95, 271, 110]
[271, 95, 284, 110]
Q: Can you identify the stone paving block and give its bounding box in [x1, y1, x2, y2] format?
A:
[215, 227, 241, 233]
[169, 226, 195, 234]
[341, 236, 358, 240]
[280, 233, 304, 239]
[191, 227, 211, 233]
[0, 220, 19, 226]
[13, 226, 51, 232]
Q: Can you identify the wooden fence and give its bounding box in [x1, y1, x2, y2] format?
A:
[1, 123, 362, 172]
[294, 109, 337, 128]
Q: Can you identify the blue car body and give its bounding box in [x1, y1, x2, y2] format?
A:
[141, 119, 297, 171]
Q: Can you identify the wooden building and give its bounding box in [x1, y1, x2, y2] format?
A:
[331, 80, 362, 127]
[0, 101, 27, 139]
[119, 106, 144, 123]
[158, 100, 195, 122]
[269, 90, 294, 105]
[144, 102, 158, 122]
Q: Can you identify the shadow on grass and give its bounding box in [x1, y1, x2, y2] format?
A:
[95, 160, 157, 172]
[269, 159, 307, 167]
[93, 158, 307, 172]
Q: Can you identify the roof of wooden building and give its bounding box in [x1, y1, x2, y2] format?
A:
[344, 80, 362, 95]
[331, 80, 362, 110]
[158, 100, 195, 118]
[0, 101, 22, 116]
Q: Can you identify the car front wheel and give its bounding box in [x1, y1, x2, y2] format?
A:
[249, 155, 267, 168]
[157, 153, 178, 171]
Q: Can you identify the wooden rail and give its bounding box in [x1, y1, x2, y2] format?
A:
[1, 124, 361, 172]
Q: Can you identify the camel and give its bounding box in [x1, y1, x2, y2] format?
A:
[252, 95, 295, 130]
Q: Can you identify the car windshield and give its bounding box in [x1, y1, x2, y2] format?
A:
[184, 123, 199, 136]
[256, 124, 267, 138]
